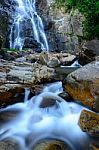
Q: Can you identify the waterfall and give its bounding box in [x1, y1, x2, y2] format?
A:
[10, 0, 49, 51]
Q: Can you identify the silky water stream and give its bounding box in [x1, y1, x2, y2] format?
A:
[0, 82, 98, 150]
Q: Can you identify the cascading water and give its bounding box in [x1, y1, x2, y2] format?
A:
[0, 82, 97, 150]
[10, 0, 49, 51]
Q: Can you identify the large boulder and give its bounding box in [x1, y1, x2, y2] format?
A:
[79, 110, 99, 136]
[32, 139, 71, 150]
[39, 52, 76, 66]
[0, 84, 25, 106]
[63, 61, 99, 111]
[0, 138, 20, 150]
[32, 63, 55, 83]
[0, 60, 55, 107]
[78, 40, 99, 65]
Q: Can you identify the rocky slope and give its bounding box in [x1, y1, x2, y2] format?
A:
[38, 0, 84, 52]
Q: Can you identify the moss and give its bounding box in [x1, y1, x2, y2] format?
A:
[79, 110, 99, 136]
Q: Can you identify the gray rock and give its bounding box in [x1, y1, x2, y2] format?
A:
[63, 60, 99, 111]
[0, 138, 20, 150]
[47, 58, 60, 68]
[38, 0, 84, 52]
[32, 139, 71, 150]
[78, 40, 99, 65]
[83, 40, 99, 53]
[79, 110, 99, 136]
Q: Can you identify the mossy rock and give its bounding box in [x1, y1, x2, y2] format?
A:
[79, 110, 99, 136]
[32, 139, 72, 150]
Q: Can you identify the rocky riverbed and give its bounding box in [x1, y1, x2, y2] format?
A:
[0, 50, 99, 150]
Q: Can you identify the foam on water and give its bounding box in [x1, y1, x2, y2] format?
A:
[0, 82, 92, 150]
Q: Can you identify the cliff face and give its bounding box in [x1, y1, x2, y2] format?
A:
[37, 0, 84, 52]
[0, 0, 17, 48]
[0, 0, 84, 52]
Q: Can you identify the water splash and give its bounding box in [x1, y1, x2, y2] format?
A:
[10, 0, 49, 51]
[70, 60, 82, 67]
[0, 82, 94, 150]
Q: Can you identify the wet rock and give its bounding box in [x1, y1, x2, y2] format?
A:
[47, 57, 60, 68]
[0, 138, 20, 150]
[40, 53, 61, 68]
[58, 53, 76, 66]
[55, 66, 80, 76]
[55, 65, 80, 81]
[83, 40, 99, 54]
[39, 52, 49, 65]
[39, 97, 56, 108]
[79, 110, 99, 136]
[39, 52, 76, 66]
[36, 92, 64, 108]
[78, 40, 99, 65]
[0, 109, 22, 124]
[32, 139, 71, 150]
[0, 49, 17, 60]
[26, 54, 39, 63]
[0, 84, 25, 107]
[15, 56, 27, 63]
[7, 63, 33, 84]
[24, 38, 41, 50]
[0, 60, 56, 107]
[30, 84, 44, 96]
[90, 144, 99, 150]
[6, 61, 54, 85]
[59, 92, 73, 102]
[63, 61, 99, 111]
[32, 63, 55, 84]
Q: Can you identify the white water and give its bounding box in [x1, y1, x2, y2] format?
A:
[0, 82, 93, 150]
[10, 0, 49, 51]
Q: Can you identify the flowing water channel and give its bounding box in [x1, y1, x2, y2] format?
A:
[10, 0, 49, 51]
[0, 82, 98, 150]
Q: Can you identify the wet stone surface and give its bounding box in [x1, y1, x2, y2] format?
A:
[0, 138, 21, 150]
[32, 139, 72, 150]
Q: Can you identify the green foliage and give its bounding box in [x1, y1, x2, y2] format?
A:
[5, 48, 17, 52]
[55, 0, 99, 39]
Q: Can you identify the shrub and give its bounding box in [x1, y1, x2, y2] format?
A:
[55, 0, 99, 39]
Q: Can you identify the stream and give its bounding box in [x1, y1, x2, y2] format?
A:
[0, 82, 98, 150]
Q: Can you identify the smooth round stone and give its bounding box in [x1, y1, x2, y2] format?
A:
[0, 138, 20, 150]
[32, 139, 73, 150]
